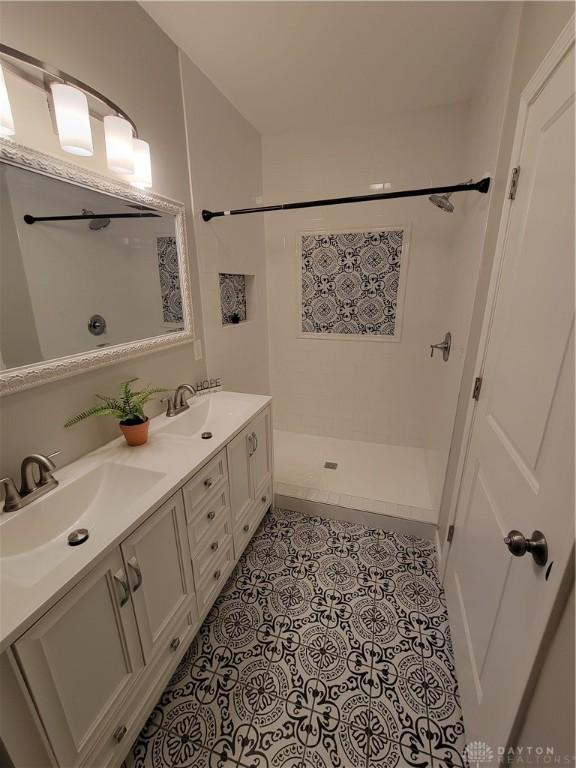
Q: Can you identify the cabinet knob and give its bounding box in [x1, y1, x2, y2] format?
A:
[261, 495, 267, 503]
[213, 569, 221, 580]
[204, 477, 213, 488]
[207, 510, 216, 520]
[170, 637, 181, 652]
[243, 524, 249, 532]
[113, 725, 127, 743]
[211, 541, 219, 551]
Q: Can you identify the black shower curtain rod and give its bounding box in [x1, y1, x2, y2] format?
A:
[202, 177, 491, 222]
[23, 212, 160, 225]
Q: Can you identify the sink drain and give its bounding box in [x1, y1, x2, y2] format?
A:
[201, 431, 213, 440]
[68, 529, 89, 546]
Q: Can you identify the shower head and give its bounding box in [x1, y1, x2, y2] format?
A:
[429, 179, 474, 213]
[83, 209, 111, 230]
[429, 192, 454, 213]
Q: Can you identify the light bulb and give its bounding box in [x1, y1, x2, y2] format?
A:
[50, 83, 93, 156]
[130, 138, 152, 188]
[0, 65, 15, 137]
[104, 115, 134, 174]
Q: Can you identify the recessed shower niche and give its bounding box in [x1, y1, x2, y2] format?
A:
[219, 272, 253, 325]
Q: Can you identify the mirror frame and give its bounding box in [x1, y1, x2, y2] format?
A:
[0, 139, 195, 396]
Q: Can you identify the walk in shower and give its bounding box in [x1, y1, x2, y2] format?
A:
[259, 106, 487, 533]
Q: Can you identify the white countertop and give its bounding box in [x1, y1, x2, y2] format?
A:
[0, 391, 271, 653]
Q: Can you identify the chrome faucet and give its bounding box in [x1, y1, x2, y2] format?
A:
[1, 452, 61, 513]
[162, 384, 197, 417]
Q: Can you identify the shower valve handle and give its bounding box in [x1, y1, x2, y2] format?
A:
[430, 332, 451, 362]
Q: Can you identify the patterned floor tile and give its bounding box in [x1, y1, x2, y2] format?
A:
[127, 508, 467, 768]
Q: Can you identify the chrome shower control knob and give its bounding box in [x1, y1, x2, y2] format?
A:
[504, 529, 548, 566]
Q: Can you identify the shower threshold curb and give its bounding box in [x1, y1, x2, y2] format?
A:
[274, 491, 437, 542]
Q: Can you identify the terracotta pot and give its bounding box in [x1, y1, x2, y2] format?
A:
[119, 418, 149, 446]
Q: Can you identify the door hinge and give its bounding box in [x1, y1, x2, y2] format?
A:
[508, 166, 520, 200]
[447, 524, 455, 543]
[472, 376, 483, 401]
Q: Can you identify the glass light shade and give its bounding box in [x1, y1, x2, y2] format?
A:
[0, 65, 15, 137]
[50, 83, 93, 156]
[130, 138, 152, 188]
[104, 115, 134, 174]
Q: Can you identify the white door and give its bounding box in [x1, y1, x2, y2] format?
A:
[121, 491, 195, 662]
[14, 549, 143, 767]
[445, 32, 574, 753]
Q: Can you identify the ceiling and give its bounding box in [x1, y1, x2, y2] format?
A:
[142, 1, 508, 136]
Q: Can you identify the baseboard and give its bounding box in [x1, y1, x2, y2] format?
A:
[275, 492, 436, 541]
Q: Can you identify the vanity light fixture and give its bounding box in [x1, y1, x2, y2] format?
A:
[130, 138, 152, 188]
[0, 44, 153, 184]
[0, 64, 15, 136]
[104, 115, 134, 175]
[50, 83, 93, 156]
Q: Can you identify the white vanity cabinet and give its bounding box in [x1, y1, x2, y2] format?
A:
[13, 549, 144, 768]
[120, 491, 196, 663]
[228, 406, 273, 555]
[3, 399, 273, 768]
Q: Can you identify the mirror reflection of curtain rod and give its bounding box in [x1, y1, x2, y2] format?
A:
[201, 177, 491, 222]
[23, 212, 160, 225]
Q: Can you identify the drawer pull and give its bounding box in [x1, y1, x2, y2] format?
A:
[261, 495, 267, 503]
[207, 510, 216, 520]
[243, 524, 250, 532]
[213, 569, 221, 580]
[170, 637, 181, 652]
[211, 541, 219, 552]
[113, 570, 130, 607]
[113, 725, 127, 743]
[204, 477, 213, 488]
[252, 432, 258, 452]
[127, 556, 143, 592]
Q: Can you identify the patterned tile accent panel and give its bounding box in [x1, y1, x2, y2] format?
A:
[127, 508, 467, 768]
[157, 236, 183, 324]
[220, 273, 247, 325]
[301, 230, 404, 337]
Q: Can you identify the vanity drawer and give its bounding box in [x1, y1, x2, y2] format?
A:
[182, 449, 228, 514]
[191, 518, 232, 586]
[195, 544, 234, 616]
[186, 484, 231, 547]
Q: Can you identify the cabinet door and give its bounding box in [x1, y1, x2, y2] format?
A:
[227, 425, 254, 523]
[121, 491, 194, 663]
[250, 407, 272, 500]
[14, 549, 143, 768]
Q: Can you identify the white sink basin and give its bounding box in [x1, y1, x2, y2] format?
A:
[159, 398, 211, 438]
[157, 392, 256, 438]
[0, 462, 165, 559]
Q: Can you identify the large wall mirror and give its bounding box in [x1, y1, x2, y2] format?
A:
[0, 140, 195, 395]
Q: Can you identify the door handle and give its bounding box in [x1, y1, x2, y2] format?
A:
[113, 569, 130, 606]
[127, 556, 143, 591]
[504, 530, 548, 566]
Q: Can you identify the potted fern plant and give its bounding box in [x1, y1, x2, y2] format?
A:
[64, 378, 167, 446]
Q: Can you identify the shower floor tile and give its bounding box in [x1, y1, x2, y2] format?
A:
[127, 508, 467, 768]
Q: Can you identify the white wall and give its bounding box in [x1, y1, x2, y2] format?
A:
[180, 54, 269, 395]
[263, 103, 473, 507]
[424, 3, 521, 512]
[0, 1, 206, 482]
